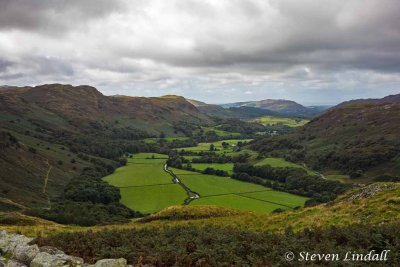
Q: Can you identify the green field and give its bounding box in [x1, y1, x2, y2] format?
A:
[190, 163, 234, 174]
[179, 139, 253, 153]
[172, 170, 267, 196]
[192, 195, 287, 213]
[171, 168, 308, 213]
[255, 157, 318, 175]
[119, 184, 187, 214]
[104, 153, 308, 214]
[241, 191, 308, 208]
[252, 116, 309, 127]
[201, 126, 241, 137]
[104, 153, 187, 214]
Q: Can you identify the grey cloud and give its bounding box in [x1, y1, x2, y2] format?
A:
[0, 0, 124, 34]
[0, 0, 399, 104]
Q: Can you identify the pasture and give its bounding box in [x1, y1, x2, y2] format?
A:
[255, 157, 318, 175]
[171, 168, 308, 213]
[104, 153, 309, 215]
[251, 116, 309, 127]
[179, 139, 253, 153]
[190, 163, 234, 174]
[103, 153, 187, 214]
[201, 126, 241, 137]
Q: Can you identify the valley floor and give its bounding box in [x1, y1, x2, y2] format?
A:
[103, 153, 307, 214]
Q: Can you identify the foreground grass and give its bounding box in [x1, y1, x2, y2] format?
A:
[3, 184, 398, 266]
[37, 222, 400, 266]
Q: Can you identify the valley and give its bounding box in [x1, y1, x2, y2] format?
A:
[0, 84, 399, 266]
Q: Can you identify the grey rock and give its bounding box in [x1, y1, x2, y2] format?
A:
[5, 259, 27, 267]
[1, 234, 33, 254]
[0, 256, 7, 267]
[93, 259, 127, 267]
[0, 231, 6, 239]
[38, 246, 64, 256]
[11, 244, 39, 265]
[30, 252, 69, 267]
[30, 252, 84, 267]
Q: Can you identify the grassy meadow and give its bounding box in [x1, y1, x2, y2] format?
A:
[201, 126, 241, 137]
[170, 167, 308, 213]
[255, 157, 318, 175]
[190, 163, 234, 174]
[103, 151, 308, 215]
[179, 139, 253, 153]
[251, 116, 309, 127]
[103, 153, 187, 214]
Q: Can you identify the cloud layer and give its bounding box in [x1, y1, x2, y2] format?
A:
[0, 0, 399, 104]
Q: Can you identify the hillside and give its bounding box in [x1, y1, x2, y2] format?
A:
[252, 94, 400, 181]
[221, 99, 328, 117]
[0, 84, 212, 210]
[0, 84, 211, 134]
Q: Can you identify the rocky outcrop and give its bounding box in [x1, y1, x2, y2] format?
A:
[0, 231, 133, 267]
[348, 184, 396, 200]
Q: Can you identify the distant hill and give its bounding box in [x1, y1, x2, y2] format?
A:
[188, 99, 279, 119]
[221, 99, 329, 117]
[252, 93, 400, 180]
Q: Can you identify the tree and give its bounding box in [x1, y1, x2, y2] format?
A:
[209, 144, 215, 151]
[222, 142, 229, 149]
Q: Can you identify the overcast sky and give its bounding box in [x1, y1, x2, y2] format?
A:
[0, 0, 399, 105]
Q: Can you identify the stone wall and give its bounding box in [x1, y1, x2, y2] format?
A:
[0, 230, 132, 267]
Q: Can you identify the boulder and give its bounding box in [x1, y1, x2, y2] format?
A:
[38, 246, 64, 256]
[0, 256, 7, 267]
[29, 252, 66, 267]
[11, 244, 39, 265]
[0, 231, 6, 239]
[0, 233, 34, 254]
[30, 252, 84, 267]
[93, 259, 127, 267]
[5, 259, 27, 267]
